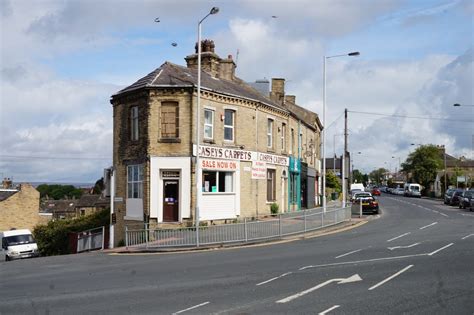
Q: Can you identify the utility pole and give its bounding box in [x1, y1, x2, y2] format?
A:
[343, 108, 348, 207]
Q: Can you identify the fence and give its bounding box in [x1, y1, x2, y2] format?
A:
[125, 206, 351, 249]
[76, 226, 105, 253]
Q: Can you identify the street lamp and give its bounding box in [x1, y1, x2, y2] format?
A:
[322, 51, 360, 212]
[196, 6, 219, 247]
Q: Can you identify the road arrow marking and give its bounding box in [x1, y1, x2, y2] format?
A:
[388, 242, 420, 251]
[276, 274, 362, 304]
[368, 265, 413, 291]
[428, 243, 454, 256]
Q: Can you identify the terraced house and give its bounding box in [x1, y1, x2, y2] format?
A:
[110, 40, 322, 246]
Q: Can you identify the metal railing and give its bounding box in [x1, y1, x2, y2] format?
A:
[77, 226, 105, 253]
[125, 206, 351, 249]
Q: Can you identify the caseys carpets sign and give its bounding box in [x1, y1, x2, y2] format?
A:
[199, 145, 288, 166]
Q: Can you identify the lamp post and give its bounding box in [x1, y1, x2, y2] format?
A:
[322, 51, 359, 212]
[196, 6, 219, 247]
[392, 156, 400, 176]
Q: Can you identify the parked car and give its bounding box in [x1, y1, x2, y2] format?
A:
[351, 191, 372, 202]
[371, 188, 381, 196]
[394, 188, 405, 195]
[459, 190, 474, 209]
[353, 195, 379, 214]
[444, 189, 456, 204]
[449, 189, 465, 206]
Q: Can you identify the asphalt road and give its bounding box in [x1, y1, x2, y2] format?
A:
[1, 195, 473, 314]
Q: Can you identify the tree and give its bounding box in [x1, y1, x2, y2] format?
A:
[369, 168, 388, 185]
[326, 171, 341, 193]
[352, 169, 364, 185]
[93, 177, 105, 194]
[37, 184, 83, 200]
[401, 144, 443, 192]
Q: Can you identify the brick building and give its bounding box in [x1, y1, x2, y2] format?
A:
[110, 40, 322, 246]
[0, 180, 48, 231]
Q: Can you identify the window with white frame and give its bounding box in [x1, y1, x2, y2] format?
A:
[224, 109, 235, 142]
[127, 165, 143, 198]
[202, 171, 234, 193]
[130, 106, 139, 141]
[281, 123, 286, 152]
[267, 119, 274, 148]
[204, 109, 214, 140]
[267, 169, 276, 202]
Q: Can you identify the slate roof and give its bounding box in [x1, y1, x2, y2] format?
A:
[41, 200, 78, 213]
[76, 194, 109, 208]
[113, 62, 287, 112]
[0, 190, 18, 202]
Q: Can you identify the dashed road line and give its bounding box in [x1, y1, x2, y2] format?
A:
[427, 243, 454, 256]
[172, 301, 210, 314]
[387, 242, 420, 251]
[368, 265, 414, 291]
[335, 248, 363, 259]
[419, 222, 438, 230]
[256, 272, 292, 286]
[461, 234, 474, 240]
[319, 305, 341, 314]
[387, 232, 411, 242]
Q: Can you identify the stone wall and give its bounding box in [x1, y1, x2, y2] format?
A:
[0, 184, 43, 231]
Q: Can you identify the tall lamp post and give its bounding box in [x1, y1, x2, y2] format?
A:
[196, 6, 219, 247]
[322, 51, 359, 212]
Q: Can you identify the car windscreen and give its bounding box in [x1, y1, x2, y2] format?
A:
[410, 186, 420, 192]
[4, 234, 35, 246]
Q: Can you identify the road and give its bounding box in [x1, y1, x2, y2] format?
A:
[1, 195, 473, 314]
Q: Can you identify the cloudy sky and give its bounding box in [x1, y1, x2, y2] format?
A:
[1, 0, 473, 184]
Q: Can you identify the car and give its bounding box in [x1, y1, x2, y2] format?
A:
[351, 191, 372, 202]
[469, 197, 474, 212]
[459, 190, 474, 209]
[394, 188, 405, 195]
[449, 189, 464, 206]
[444, 188, 456, 204]
[353, 194, 379, 214]
[371, 188, 381, 196]
[1, 229, 39, 261]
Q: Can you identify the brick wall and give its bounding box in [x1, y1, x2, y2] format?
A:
[0, 184, 43, 231]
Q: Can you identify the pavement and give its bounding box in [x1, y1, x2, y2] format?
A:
[104, 201, 377, 254]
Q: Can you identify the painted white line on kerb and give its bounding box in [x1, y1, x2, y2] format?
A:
[387, 232, 411, 242]
[256, 272, 292, 286]
[368, 265, 414, 291]
[335, 249, 363, 259]
[420, 222, 438, 230]
[462, 234, 474, 240]
[428, 243, 454, 256]
[319, 305, 341, 315]
[172, 301, 210, 314]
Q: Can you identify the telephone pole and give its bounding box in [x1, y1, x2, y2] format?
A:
[343, 108, 348, 207]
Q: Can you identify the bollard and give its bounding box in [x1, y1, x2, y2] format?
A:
[359, 200, 363, 218]
[279, 214, 282, 238]
[244, 218, 248, 242]
[125, 226, 129, 249]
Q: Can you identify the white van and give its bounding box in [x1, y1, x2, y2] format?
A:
[0, 229, 39, 261]
[404, 183, 422, 198]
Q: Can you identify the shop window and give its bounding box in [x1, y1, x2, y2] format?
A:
[161, 102, 179, 138]
[267, 169, 276, 202]
[224, 109, 235, 142]
[204, 109, 214, 140]
[130, 106, 139, 141]
[202, 171, 234, 193]
[127, 164, 143, 198]
[267, 119, 274, 149]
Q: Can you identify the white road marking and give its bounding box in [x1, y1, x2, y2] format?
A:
[300, 253, 427, 270]
[419, 222, 438, 230]
[276, 274, 362, 304]
[368, 265, 414, 291]
[462, 234, 474, 240]
[335, 248, 363, 259]
[172, 302, 210, 314]
[438, 212, 449, 217]
[319, 305, 341, 314]
[460, 213, 474, 217]
[387, 232, 411, 242]
[256, 272, 292, 286]
[428, 243, 454, 256]
[388, 242, 420, 251]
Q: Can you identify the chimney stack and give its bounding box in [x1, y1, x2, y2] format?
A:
[285, 95, 296, 105]
[218, 54, 236, 81]
[2, 178, 13, 189]
[270, 78, 285, 104]
[185, 39, 220, 77]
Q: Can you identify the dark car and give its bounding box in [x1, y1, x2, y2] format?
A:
[353, 195, 379, 214]
[444, 188, 456, 204]
[459, 190, 474, 209]
[449, 189, 464, 206]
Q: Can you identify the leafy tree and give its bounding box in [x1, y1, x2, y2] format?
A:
[401, 144, 443, 191]
[37, 184, 83, 200]
[326, 171, 341, 193]
[369, 168, 388, 185]
[93, 177, 105, 194]
[352, 169, 364, 185]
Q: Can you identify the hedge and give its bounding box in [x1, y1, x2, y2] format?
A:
[33, 209, 109, 256]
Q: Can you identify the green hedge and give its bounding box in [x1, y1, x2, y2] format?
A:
[33, 209, 109, 256]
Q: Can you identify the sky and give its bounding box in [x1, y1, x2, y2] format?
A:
[0, 0, 473, 184]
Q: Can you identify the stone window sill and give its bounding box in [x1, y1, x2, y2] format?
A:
[159, 138, 181, 143]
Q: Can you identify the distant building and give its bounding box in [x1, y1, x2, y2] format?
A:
[0, 179, 49, 231]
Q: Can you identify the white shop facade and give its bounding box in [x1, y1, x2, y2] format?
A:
[149, 145, 289, 223]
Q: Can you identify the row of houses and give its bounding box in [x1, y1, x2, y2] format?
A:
[109, 40, 323, 246]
